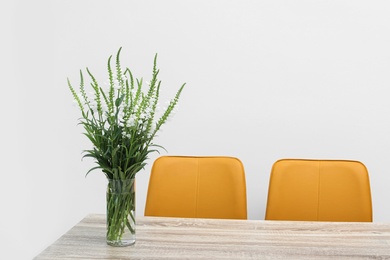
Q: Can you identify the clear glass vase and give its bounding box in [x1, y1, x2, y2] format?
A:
[106, 178, 136, 247]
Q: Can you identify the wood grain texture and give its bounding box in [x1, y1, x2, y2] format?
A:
[35, 214, 390, 259]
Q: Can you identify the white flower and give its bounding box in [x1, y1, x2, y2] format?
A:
[140, 112, 148, 120]
[118, 111, 125, 120]
[126, 115, 136, 127]
[145, 107, 152, 115]
[113, 80, 121, 90]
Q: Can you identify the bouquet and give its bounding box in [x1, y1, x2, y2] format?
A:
[68, 47, 185, 246]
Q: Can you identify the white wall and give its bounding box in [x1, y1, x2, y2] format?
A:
[2, 0, 390, 259]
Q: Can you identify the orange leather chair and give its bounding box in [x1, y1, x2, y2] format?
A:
[144, 156, 247, 219]
[265, 159, 372, 222]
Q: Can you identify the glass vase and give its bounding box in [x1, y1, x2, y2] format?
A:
[106, 178, 136, 247]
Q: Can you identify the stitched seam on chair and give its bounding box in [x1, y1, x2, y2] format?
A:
[195, 157, 200, 218]
[316, 161, 321, 221]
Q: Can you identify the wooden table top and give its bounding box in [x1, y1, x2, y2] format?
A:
[35, 214, 390, 259]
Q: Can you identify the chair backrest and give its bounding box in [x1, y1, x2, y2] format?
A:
[144, 156, 247, 219]
[265, 159, 372, 222]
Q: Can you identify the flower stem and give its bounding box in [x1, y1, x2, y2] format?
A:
[106, 179, 135, 246]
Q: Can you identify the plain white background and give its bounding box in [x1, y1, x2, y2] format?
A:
[2, 1, 390, 259]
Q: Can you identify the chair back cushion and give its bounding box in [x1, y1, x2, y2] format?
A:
[145, 156, 247, 219]
[265, 159, 372, 222]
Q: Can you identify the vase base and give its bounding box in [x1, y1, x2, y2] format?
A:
[107, 239, 135, 247]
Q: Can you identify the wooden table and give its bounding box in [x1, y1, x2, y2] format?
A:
[35, 214, 390, 259]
